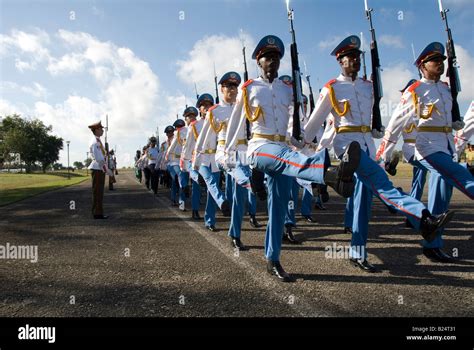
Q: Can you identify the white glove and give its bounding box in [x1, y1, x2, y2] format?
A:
[290, 136, 305, 149]
[452, 120, 465, 131]
[371, 126, 385, 139]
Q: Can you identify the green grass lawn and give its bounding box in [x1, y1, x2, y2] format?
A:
[0, 170, 89, 206]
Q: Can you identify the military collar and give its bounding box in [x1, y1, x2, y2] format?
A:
[220, 99, 234, 107]
[337, 73, 359, 82]
[421, 77, 437, 84]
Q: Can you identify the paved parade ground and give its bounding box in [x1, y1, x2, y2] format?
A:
[0, 170, 473, 318]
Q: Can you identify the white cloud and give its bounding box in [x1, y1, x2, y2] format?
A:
[318, 35, 344, 51]
[0, 81, 48, 99]
[176, 32, 257, 94]
[451, 44, 474, 104]
[0, 28, 51, 72]
[379, 63, 414, 123]
[379, 35, 405, 49]
[2, 28, 161, 167]
[47, 53, 86, 75]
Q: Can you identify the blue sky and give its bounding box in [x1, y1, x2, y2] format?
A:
[1, 0, 473, 166]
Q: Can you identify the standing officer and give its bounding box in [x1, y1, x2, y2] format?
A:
[224, 35, 362, 282]
[378, 42, 473, 263]
[107, 149, 117, 191]
[88, 121, 112, 219]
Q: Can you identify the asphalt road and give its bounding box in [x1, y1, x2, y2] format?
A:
[0, 170, 473, 317]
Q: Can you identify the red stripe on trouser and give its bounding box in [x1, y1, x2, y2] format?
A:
[425, 157, 474, 200]
[364, 175, 421, 221]
[255, 152, 324, 169]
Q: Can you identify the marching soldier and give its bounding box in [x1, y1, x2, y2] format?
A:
[158, 125, 175, 189]
[166, 118, 187, 207]
[134, 149, 143, 183]
[181, 97, 209, 220]
[224, 35, 362, 282]
[194, 91, 232, 232]
[147, 136, 159, 195]
[87, 121, 112, 219]
[200, 71, 250, 248]
[304, 35, 454, 272]
[378, 42, 474, 263]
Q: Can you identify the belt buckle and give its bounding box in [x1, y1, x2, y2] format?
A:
[361, 125, 370, 133]
[275, 135, 283, 142]
[444, 126, 450, 133]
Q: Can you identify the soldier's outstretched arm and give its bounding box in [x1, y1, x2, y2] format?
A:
[304, 87, 333, 144]
[378, 92, 416, 162]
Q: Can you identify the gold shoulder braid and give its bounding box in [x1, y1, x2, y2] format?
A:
[403, 123, 417, 134]
[242, 86, 264, 123]
[209, 110, 226, 133]
[325, 82, 350, 117]
[177, 129, 185, 146]
[191, 124, 199, 140]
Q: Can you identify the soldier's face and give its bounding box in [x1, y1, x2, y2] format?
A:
[199, 101, 213, 115]
[94, 128, 104, 137]
[421, 57, 445, 77]
[258, 51, 280, 79]
[166, 131, 174, 138]
[185, 115, 196, 125]
[339, 52, 361, 74]
[221, 84, 238, 103]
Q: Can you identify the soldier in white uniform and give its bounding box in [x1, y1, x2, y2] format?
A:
[88, 121, 113, 219]
[305, 36, 455, 272]
[159, 126, 175, 193]
[194, 91, 232, 232]
[181, 99, 209, 220]
[224, 35, 362, 282]
[166, 118, 187, 207]
[147, 136, 159, 195]
[378, 42, 473, 263]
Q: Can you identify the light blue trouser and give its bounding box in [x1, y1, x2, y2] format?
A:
[248, 191, 257, 215]
[300, 188, 313, 216]
[167, 165, 179, 203]
[249, 143, 326, 261]
[284, 179, 300, 226]
[264, 173, 292, 261]
[199, 165, 224, 227]
[228, 177, 247, 239]
[347, 150, 430, 260]
[225, 173, 233, 202]
[186, 161, 202, 211]
[178, 170, 189, 204]
[230, 162, 257, 216]
[414, 152, 474, 248]
[409, 162, 428, 201]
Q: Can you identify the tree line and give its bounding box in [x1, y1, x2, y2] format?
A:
[0, 114, 63, 173]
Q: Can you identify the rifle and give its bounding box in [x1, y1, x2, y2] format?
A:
[286, 0, 303, 140]
[241, 39, 252, 140]
[105, 114, 110, 154]
[438, 0, 462, 123]
[304, 61, 315, 114]
[194, 83, 199, 100]
[213, 63, 220, 104]
[360, 32, 368, 80]
[364, 0, 384, 132]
